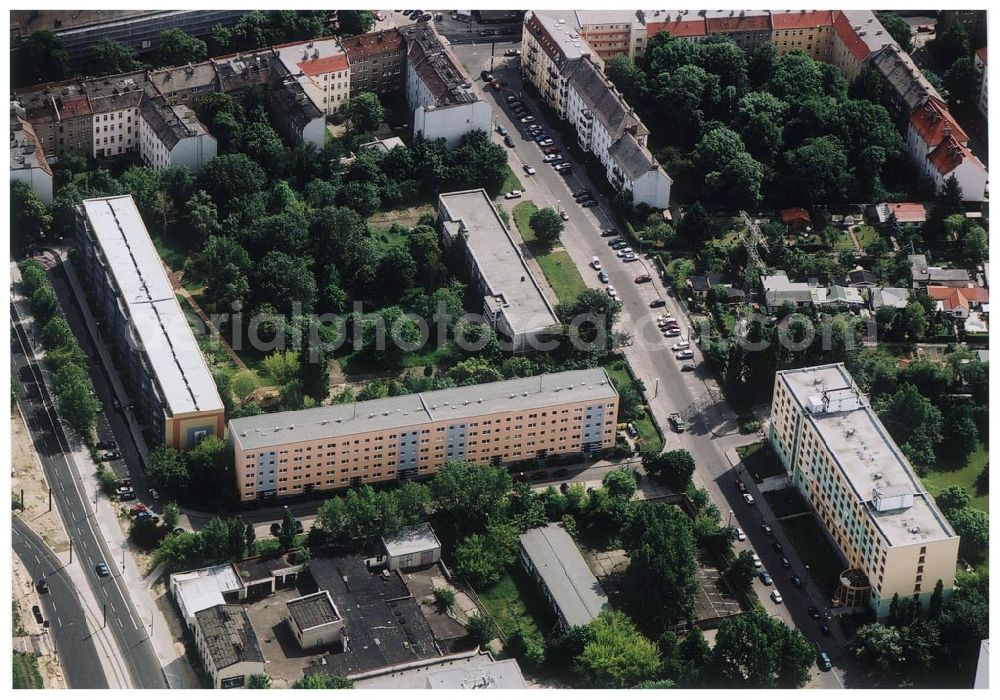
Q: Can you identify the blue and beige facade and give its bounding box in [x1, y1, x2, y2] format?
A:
[75, 195, 225, 449]
[229, 369, 618, 501]
[768, 364, 959, 618]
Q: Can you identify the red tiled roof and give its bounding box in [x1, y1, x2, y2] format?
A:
[342, 28, 403, 61]
[976, 47, 987, 65]
[781, 208, 811, 225]
[59, 95, 93, 118]
[706, 14, 770, 33]
[833, 10, 873, 62]
[910, 97, 969, 149]
[771, 10, 835, 30]
[927, 286, 989, 311]
[887, 203, 926, 223]
[928, 135, 975, 176]
[298, 53, 349, 76]
[646, 18, 707, 38]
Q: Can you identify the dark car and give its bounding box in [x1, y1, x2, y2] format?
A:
[270, 522, 281, 537]
[758, 571, 772, 585]
[817, 651, 832, 671]
[681, 363, 697, 372]
[735, 478, 748, 493]
[95, 562, 110, 577]
[295, 520, 305, 534]
[575, 189, 593, 198]
[780, 556, 791, 569]
[580, 200, 598, 208]
[772, 541, 784, 553]
[32, 605, 44, 624]
[504, 135, 515, 147]
[96, 440, 117, 450]
[820, 623, 831, 636]
[791, 575, 803, 588]
[103, 451, 121, 461]
[543, 145, 560, 155]
[600, 229, 617, 237]
[807, 606, 821, 619]
[37, 578, 48, 593]
[418, 14, 432, 23]
[480, 70, 493, 81]
[760, 524, 773, 536]
[112, 398, 122, 412]
[650, 299, 667, 308]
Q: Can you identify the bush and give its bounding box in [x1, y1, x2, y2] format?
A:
[433, 587, 456, 611]
[466, 613, 497, 646]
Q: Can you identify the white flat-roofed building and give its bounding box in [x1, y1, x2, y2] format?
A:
[382, 523, 442, 570]
[769, 364, 959, 618]
[351, 650, 526, 689]
[229, 368, 618, 501]
[519, 523, 609, 629]
[74, 195, 224, 449]
[438, 189, 560, 352]
[169, 564, 243, 625]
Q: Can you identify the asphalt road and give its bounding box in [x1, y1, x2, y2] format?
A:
[13, 516, 109, 689]
[453, 50, 852, 688]
[11, 301, 167, 689]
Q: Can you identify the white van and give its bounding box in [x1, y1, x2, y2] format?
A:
[591, 257, 602, 270]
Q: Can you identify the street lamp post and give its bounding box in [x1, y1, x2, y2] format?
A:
[727, 509, 734, 528]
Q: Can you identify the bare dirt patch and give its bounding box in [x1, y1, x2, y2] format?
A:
[11, 413, 69, 554]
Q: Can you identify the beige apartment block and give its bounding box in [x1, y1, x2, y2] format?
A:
[769, 364, 959, 618]
[230, 369, 619, 501]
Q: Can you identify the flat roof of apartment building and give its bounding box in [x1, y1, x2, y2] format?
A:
[519, 524, 609, 627]
[438, 189, 559, 335]
[230, 368, 616, 451]
[777, 364, 955, 546]
[353, 652, 525, 689]
[527, 11, 591, 63]
[79, 195, 223, 417]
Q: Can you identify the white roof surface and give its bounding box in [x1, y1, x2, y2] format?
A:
[382, 523, 441, 558]
[80, 196, 223, 417]
[170, 564, 242, 622]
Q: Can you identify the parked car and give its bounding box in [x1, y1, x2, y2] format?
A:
[598, 270, 609, 283]
[37, 578, 48, 593]
[560, 210, 569, 221]
[504, 190, 522, 199]
[817, 651, 832, 671]
[116, 488, 135, 500]
[760, 524, 773, 536]
[626, 423, 639, 438]
[759, 571, 772, 585]
[520, 115, 536, 123]
[523, 164, 536, 175]
[735, 478, 747, 493]
[650, 299, 666, 308]
[664, 328, 682, 337]
[575, 189, 593, 198]
[771, 589, 783, 604]
[553, 161, 570, 170]
[504, 48, 520, 56]
[417, 14, 432, 23]
[743, 493, 756, 505]
[580, 200, 598, 207]
[95, 562, 110, 577]
[669, 413, 686, 432]
[681, 363, 697, 372]
[601, 228, 617, 236]
[136, 510, 153, 521]
[504, 135, 515, 147]
[672, 341, 690, 351]
[751, 553, 762, 568]
[675, 349, 694, 359]
[129, 504, 148, 515]
[733, 527, 746, 542]
[606, 285, 617, 298]
[112, 398, 122, 412]
[791, 575, 804, 588]
[540, 139, 556, 148]
[96, 440, 117, 450]
[780, 556, 791, 569]
[32, 605, 44, 624]
[148, 488, 159, 501]
[172, 527, 186, 535]
[480, 70, 493, 81]
[591, 257, 602, 270]
[773, 541, 784, 553]
[496, 124, 508, 136]
[820, 623, 831, 636]
[543, 145, 561, 155]
[616, 247, 633, 258]
[542, 153, 561, 162]
[635, 274, 652, 283]
[808, 606, 821, 619]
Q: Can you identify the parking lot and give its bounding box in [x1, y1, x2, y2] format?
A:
[692, 546, 746, 626]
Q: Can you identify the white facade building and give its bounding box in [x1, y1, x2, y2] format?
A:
[274, 37, 351, 117]
[10, 114, 53, 205]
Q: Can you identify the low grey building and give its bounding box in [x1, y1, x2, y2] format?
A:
[518, 524, 609, 629]
[192, 604, 265, 689]
[382, 523, 442, 571]
[871, 287, 911, 311]
[287, 591, 344, 650]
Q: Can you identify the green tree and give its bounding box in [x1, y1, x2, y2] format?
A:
[902, 301, 928, 340]
[195, 154, 267, 214]
[57, 379, 100, 438]
[279, 507, 298, 551]
[876, 383, 941, 467]
[529, 206, 566, 246]
[162, 502, 181, 531]
[605, 54, 648, 106]
[337, 10, 377, 36]
[714, 608, 815, 687]
[298, 329, 331, 403]
[292, 673, 353, 689]
[677, 201, 714, 245]
[724, 550, 758, 594]
[41, 317, 75, 351]
[849, 623, 905, 670]
[17, 31, 70, 86]
[784, 136, 851, 203]
[643, 449, 696, 491]
[88, 39, 142, 75]
[11, 181, 52, 255]
[430, 462, 512, 537]
[939, 400, 979, 464]
[183, 190, 221, 243]
[247, 673, 271, 689]
[347, 92, 384, 134]
[875, 13, 914, 52]
[433, 587, 456, 610]
[149, 445, 191, 499]
[158, 28, 208, 67]
[454, 522, 518, 589]
[962, 225, 989, 266]
[187, 235, 250, 311]
[935, 485, 971, 514]
[948, 507, 988, 559]
[602, 469, 637, 500]
[465, 613, 497, 646]
[250, 252, 317, 315]
[574, 611, 661, 689]
[241, 121, 287, 177]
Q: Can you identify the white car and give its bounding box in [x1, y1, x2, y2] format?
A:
[616, 247, 634, 258]
[751, 553, 762, 568]
[664, 328, 682, 337]
[523, 164, 536, 175]
[520, 115, 536, 123]
[560, 210, 569, 221]
[539, 139, 555, 147]
[504, 190, 522, 199]
[672, 342, 690, 351]
[542, 153, 561, 162]
[734, 527, 746, 542]
[606, 285, 617, 297]
[743, 493, 756, 506]
[591, 257, 602, 270]
[675, 349, 694, 360]
[771, 590, 784, 604]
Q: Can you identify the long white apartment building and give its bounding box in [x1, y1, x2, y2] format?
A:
[769, 364, 959, 618]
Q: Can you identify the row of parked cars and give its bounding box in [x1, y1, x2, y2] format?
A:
[398, 9, 435, 23]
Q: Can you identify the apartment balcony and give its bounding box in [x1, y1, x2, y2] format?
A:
[580, 109, 593, 122]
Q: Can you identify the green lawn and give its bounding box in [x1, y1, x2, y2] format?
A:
[13, 652, 43, 689]
[501, 164, 524, 194]
[511, 201, 588, 305]
[475, 567, 557, 646]
[781, 513, 846, 598]
[834, 225, 879, 253]
[603, 357, 665, 454]
[736, 441, 787, 481]
[922, 444, 988, 513]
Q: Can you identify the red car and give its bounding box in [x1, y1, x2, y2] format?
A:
[129, 503, 148, 515]
[634, 274, 652, 283]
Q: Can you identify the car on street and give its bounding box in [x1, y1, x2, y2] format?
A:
[773, 541, 784, 553]
[523, 164, 536, 175]
[817, 651, 832, 671]
[136, 510, 153, 521]
[820, 623, 831, 636]
[780, 556, 791, 569]
[791, 575, 803, 587]
[95, 562, 110, 577]
[96, 440, 117, 450]
[616, 247, 633, 257]
[504, 135, 515, 147]
[601, 229, 617, 237]
[557, 165, 573, 175]
[734, 527, 746, 541]
[808, 606, 821, 619]
[129, 504, 148, 515]
[504, 48, 521, 56]
[751, 553, 762, 568]
[622, 253, 638, 262]
[542, 153, 561, 162]
[37, 578, 48, 593]
[504, 190, 522, 199]
[560, 210, 569, 220]
[672, 341, 689, 351]
[591, 257, 602, 270]
[541, 139, 556, 148]
[417, 14, 432, 23]
[481, 70, 493, 81]
[580, 200, 598, 207]
[743, 493, 756, 505]
[650, 299, 666, 308]
[149, 488, 159, 501]
[681, 362, 697, 372]
[760, 523, 773, 536]
[735, 478, 747, 492]
[112, 398, 122, 412]
[759, 571, 772, 585]
[575, 189, 593, 198]
[520, 116, 535, 123]
[664, 328, 682, 337]
[496, 124, 508, 136]
[32, 605, 44, 624]
[675, 349, 694, 359]
[626, 423, 639, 438]
[598, 270, 609, 283]
[606, 285, 617, 298]
[543, 145, 561, 155]
[771, 589, 783, 604]
[116, 487, 135, 500]
[635, 274, 652, 283]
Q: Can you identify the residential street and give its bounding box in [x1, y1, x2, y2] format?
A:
[450, 42, 850, 688]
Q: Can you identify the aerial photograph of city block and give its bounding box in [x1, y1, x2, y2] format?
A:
[8, 5, 991, 691]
